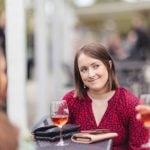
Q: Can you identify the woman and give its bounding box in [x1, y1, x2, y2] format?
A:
[62, 43, 148, 149]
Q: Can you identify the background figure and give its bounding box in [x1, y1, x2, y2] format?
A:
[0, 12, 7, 111]
[0, 112, 19, 150]
[108, 33, 129, 61]
[0, 49, 19, 150]
[0, 12, 5, 57]
[0, 49, 7, 110]
[127, 15, 150, 60]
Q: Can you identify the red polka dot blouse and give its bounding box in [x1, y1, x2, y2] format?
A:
[62, 87, 149, 150]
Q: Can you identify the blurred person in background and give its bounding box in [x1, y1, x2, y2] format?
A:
[62, 43, 148, 149]
[108, 33, 129, 61]
[0, 11, 7, 111]
[127, 15, 150, 60]
[0, 49, 19, 150]
[0, 11, 6, 57]
[0, 49, 7, 108]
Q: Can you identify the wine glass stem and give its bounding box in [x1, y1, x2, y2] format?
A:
[59, 127, 64, 144]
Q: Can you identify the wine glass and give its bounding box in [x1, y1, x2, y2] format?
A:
[140, 94, 150, 148]
[50, 100, 69, 146]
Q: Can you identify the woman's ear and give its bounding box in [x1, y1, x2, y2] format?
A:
[109, 60, 112, 69]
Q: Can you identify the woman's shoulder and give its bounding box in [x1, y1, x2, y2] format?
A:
[115, 87, 140, 106]
[62, 90, 82, 108]
[114, 87, 140, 121]
[62, 90, 75, 100]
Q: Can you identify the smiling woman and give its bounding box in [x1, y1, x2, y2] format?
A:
[62, 42, 149, 149]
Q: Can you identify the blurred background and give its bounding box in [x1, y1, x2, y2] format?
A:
[0, 0, 150, 134]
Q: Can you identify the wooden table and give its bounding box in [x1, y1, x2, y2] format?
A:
[35, 139, 112, 150]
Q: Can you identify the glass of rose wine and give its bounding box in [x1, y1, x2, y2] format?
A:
[140, 94, 150, 148]
[50, 100, 69, 146]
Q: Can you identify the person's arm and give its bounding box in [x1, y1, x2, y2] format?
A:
[128, 102, 149, 149]
[136, 105, 150, 120]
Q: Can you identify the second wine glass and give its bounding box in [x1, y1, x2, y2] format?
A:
[50, 100, 69, 146]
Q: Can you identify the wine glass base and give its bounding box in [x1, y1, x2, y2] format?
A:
[56, 141, 69, 146]
[141, 142, 150, 148]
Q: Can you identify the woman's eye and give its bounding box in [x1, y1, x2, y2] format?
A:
[93, 64, 99, 69]
[80, 68, 88, 73]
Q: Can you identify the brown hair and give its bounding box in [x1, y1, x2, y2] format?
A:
[74, 43, 119, 98]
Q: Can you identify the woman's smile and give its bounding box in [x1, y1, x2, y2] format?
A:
[88, 78, 99, 83]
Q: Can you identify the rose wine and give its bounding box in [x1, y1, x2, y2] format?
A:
[51, 115, 68, 127]
[141, 114, 150, 127]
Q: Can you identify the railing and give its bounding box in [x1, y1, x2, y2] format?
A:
[115, 60, 150, 96]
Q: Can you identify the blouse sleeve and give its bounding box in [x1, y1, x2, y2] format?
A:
[125, 92, 149, 149]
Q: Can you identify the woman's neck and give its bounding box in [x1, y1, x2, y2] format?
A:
[88, 90, 115, 101]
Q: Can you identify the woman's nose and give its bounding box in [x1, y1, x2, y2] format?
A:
[88, 68, 95, 77]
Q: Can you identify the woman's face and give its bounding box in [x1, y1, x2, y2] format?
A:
[78, 53, 109, 94]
